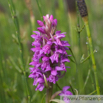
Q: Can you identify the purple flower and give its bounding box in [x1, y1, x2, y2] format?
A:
[59, 86, 73, 103]
[37, 27, 46, 34]
[29, 14, 71, 91]
[50, 53, 59, 63]
[59, 86, 73, 96]
[42, 44, 51, 54]
[48, 74, 58, 84]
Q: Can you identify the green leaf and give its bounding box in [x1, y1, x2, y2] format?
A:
[50, 99, 65, 103]
[40, 93, 46, 103]
[31, 91, 39, 102]
[74, 89, 78, 95]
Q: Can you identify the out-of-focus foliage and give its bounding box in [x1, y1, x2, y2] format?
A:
[0, 0, 103, 103]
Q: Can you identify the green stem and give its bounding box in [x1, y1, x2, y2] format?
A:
[76, 64, 84, 94]
[88, 90, 97, 95]
[69, 48, 76, 63]
[80, 50, 96, 64]
[83, 69, 91, 88]
[85, 21, 100, 95]
[56, 83, 62, 90]
[69, 81, 75, 95]
[41, 93, 46, 103]
[77, 14, 81, 57]
[69, 14, 83, 94]
[46, 83, 53, 103]
[46, 71, 53, 103]
[8, 0, 31, 102]
[76, 12, 84, 94]
[83, 43, 94, 90]
[0, 41, 7, 103]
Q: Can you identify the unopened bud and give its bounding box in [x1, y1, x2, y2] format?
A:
[77, 0, 88, 18]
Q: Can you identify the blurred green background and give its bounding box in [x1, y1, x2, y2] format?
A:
[0, 0, 103, 103]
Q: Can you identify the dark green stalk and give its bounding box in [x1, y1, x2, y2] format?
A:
[77, 15, 82, 92]
[0, 74, 6, 103]
[8, 0, 31, 102]
[46, 76, 53, 103]
[69, 47, 84, 93]
[69, 48, 76, 63]
[76, 64, 84, 94]
[70, 45, 84, 94]
[56, 83, 62, 90]
[69, 81, 76, 95]
[0, 41, 7, 103]
[77, 13, 82, 57]
[46, 86, 53, 103]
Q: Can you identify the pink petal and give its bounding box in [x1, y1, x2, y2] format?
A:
[42, 56, 49, 61]
[56, 31, 61, 34]
[37, 27, 46, 34]
[33, 31, 40, 35]
[50, 15, 53, 22]
[62, 59, 70, 63]
[55, 66, 64, 71]
[65, 91, 73, 95]
[63, 86, 70, 92]
[51, 70, 57, 76]
[37, 20, 44, 26]
[53, 19, 57, 26]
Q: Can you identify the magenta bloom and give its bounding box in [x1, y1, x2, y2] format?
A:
[59, 86, 72, 103]
[59, 86, 73, 96]
[29, 14, 71, 91]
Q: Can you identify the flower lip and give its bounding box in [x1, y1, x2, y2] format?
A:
[55, 33, 66, 39]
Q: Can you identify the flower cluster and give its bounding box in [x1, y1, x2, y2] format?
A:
[29, 14, 71, 91]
